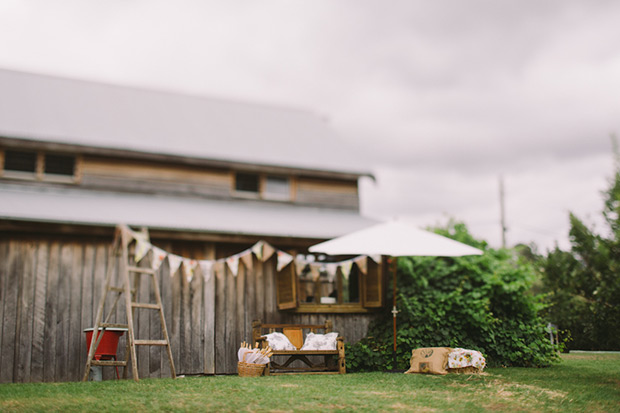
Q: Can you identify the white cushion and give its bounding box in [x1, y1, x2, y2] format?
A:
[263, 332, 296, 351]
[300, 332, 339, 351]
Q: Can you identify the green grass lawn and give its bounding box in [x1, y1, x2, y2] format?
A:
[1, 352, 619, 412]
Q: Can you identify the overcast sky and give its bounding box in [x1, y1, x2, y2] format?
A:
[1, 0, 619, 251]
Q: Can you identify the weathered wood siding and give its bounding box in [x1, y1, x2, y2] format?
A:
[0, 237, 375, 383]
[295, 177, 359, 210]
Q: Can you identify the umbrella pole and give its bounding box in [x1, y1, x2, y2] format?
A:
[391, 257, 398, 368]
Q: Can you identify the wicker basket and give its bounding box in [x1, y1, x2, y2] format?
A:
[238, 361, 265, 377]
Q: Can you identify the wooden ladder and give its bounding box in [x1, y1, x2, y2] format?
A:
[82, 225, 176, 382]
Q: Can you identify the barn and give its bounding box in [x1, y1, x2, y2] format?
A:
[0, 68, 387, 382]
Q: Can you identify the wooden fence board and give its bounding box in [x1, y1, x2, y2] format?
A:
[30, 242, 49, 382]
[0, 241, 7, 364]
[79, 245, 95, 380]
[236, 264, 246, 350]
[1, 242, 19, 383]
[158, 246, 172, 378]
[225, 268, 236, 373]
[244, 260, 256, 346]
[190, 268, 203, 374]
[169, 263, 181, 378]
[16, 242, 36, 382]
[67, 244, 84, 382]
[43, 243, 60, 382]
[203, 244, 215, 375]
[54, 244, 73, 381]
[214, 268, 226, 374]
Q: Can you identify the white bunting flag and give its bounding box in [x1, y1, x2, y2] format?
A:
[369, 255, 382, 264]
[226, 255, 240, 276]
[167, 254, 183, 277]
[199, 260, 214, 283]
[151, 246, 168, 271]
[295, 256, 307, 277]
[262, 243, 275, 262]
[277, 251, 294, 271]
[309, 263, 322, 281]
[326, 263, 339, 282]
[240, 250, 253, 272]
[354, 256, 368, 274]
[340, 260, 353, 281]
[182, 258, 198, 282]
[134, 239, 151, 263]
[214, 260, 226, 278]
[251, 241, 264, 261]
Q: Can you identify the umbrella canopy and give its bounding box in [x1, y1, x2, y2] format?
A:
[309, 220, 483, 257]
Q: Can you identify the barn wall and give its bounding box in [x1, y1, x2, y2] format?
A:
[0, 237, 376, 383]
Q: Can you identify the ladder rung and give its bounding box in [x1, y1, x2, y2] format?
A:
[108, 286, 136, 294]
[128, 266, 155, 274]
[131, 302, 161, 310]
[100, 323, 129, 329]
[91, 360, 127, 367]
[134, 339, 168, 346]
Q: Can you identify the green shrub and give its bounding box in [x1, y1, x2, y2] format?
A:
[347, 222, 559, 371]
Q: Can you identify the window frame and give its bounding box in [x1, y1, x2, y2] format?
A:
[0, 148, 81, 184]
[276, 255, 386, 314]
[232, 171, 295, 202]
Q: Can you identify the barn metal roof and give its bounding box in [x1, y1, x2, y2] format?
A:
[0, 183, 377, 240]
[0, 68, 371, 177]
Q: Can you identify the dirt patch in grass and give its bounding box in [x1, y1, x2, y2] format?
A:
[279, 383, 299, 388]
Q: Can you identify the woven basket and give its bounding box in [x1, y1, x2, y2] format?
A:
[238, 361, 265, 377]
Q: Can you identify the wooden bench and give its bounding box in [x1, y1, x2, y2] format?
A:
[252, 320, 346, 375]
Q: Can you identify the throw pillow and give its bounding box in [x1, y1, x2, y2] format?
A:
[404, 347, 453, 375]
[300, 332, 339, 351]
[263, 332, 296, 351]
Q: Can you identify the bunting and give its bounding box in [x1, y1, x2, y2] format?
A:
[199, 260, 214, 283]
[182, 258, 198, 282]
[325, 263, 339, 282]
[276, 250, 294, 271]
[309, 263, 322, 281]
[226, 255, 240, 276]
[340, 260, 353, 281]
[134, 237, 151, 263]
[354, 256, 368, 274]
[262, 243, 275, 262]
[213, 260, 226, 278]
[167, 254, 183, 277]
[240, 250, 253, 271]
[151, 246, 168, 271]
[251, 241, 264, 261]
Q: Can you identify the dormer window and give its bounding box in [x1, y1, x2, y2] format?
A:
[233, 171, 293, 201]
[1, 148, 80, 183]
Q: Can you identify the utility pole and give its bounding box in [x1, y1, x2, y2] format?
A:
[499, 175, 507, 248]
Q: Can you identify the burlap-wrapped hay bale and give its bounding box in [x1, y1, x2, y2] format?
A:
[404, 347, 453, 375]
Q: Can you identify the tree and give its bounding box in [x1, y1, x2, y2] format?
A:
[541, 163, 620, 350]
[346, 222, 558, 372]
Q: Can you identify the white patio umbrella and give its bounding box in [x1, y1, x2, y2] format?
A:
[309, 220, 483, 257]
[309, 220, 483, 367]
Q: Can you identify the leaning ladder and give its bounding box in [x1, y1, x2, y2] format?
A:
[82, 224, 176, 382]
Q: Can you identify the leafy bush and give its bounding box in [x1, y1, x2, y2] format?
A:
[347, 222, 559, 371]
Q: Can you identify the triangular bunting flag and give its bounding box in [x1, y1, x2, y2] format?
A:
[167, 254, 183, 277]
[340, 260, 353, 281]
[182, 258, 197, 282]
[354, 256, 368, 274]
[199, 260, 214, 283]
[151, 246, 168, 271]
[134, 239, 151, 263]
[131, 229, 151, 263]
[262, 243, 275, 262]
[251, 241, 264, 261]
[277, 251, 294, 271]
[240, 250, 253, 272]
[214, 260, 226, 278]
[309, 263, 322, 282]
[226, 255, 240, 276]
[326, 263, 339, 282]
[369, 255, 382, 264]
[295, 258, 307, 277]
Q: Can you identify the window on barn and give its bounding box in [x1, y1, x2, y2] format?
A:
[1, 148, 80, 183]
[276, 255, 385, 313]
[233, 171, 294, 201]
